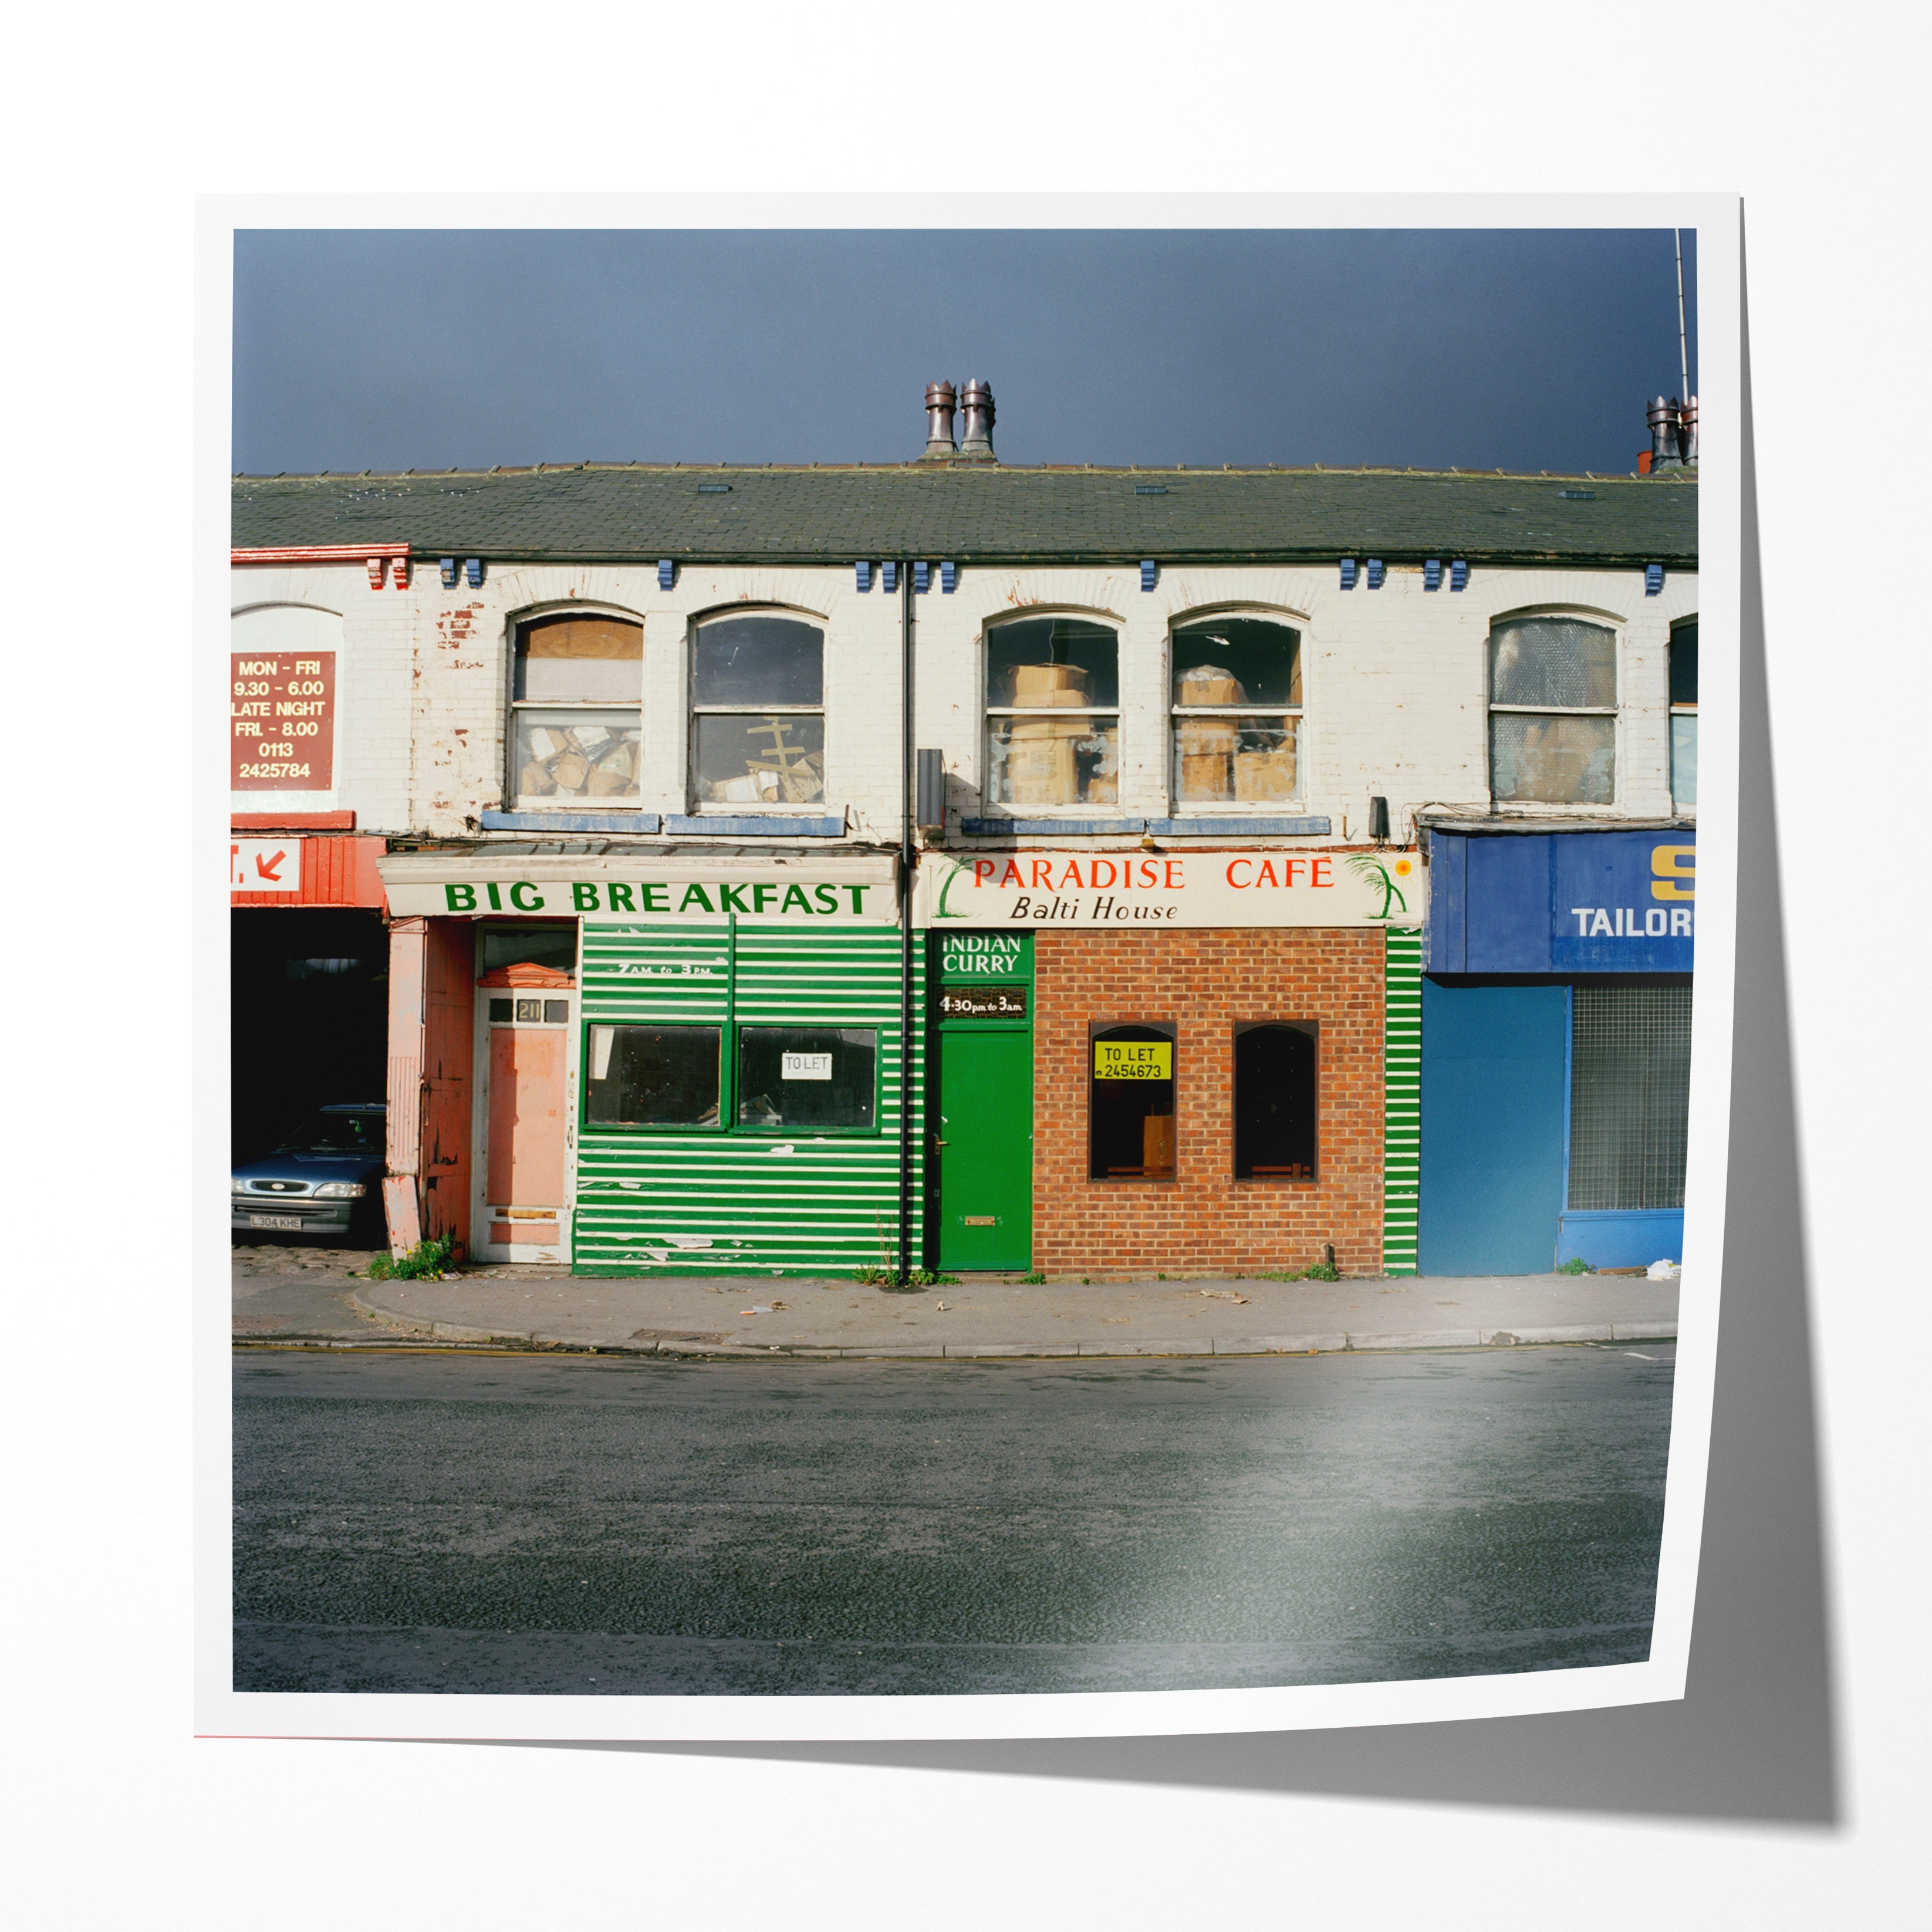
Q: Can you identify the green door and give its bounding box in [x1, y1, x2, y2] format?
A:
[936, 1025, 1033, 1271]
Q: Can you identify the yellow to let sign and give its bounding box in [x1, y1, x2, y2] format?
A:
[1094, 1040, 1173, 1080]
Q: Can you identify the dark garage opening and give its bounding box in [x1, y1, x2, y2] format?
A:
[231, 908, 389, 1165]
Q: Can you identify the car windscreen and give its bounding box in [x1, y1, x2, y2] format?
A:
[283, 1112, 386, 1156]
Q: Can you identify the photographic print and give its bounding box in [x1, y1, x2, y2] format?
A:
[207, 200, 1735, 1740]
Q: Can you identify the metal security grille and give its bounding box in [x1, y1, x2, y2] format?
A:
[1568, 985, 1693, 1210]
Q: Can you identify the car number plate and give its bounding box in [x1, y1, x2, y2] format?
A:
[248, 1214, 305, 1231]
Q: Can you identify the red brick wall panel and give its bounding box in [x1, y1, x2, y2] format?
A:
[1031, 928, 1384, 1279]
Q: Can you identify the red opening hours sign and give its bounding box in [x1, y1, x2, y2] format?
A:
[231, 651, 336, 790]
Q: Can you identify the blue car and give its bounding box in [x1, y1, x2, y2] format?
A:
[232, 1103, 387, 1244]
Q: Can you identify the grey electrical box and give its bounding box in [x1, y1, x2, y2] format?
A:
[915, 748, 947, 829]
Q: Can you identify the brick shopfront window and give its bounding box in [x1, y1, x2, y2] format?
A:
[1233, 1022, 1318, 1180]
[1089, 1024, 1176, 1179]
[511, 612, 643, 804]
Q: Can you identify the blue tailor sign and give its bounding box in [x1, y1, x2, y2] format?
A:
[1426, 829, 1695, 974]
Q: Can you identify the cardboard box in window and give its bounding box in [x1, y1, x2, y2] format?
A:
[1177, 666, 1245, 705]
[1085, 772, 1119, 805]
[586, 742, 639, 796]
[1003, 718, 1083, 803]
[1179, 753, 1233, 799]
[1233, 747, 1297, 801]
[1176, 719, 1241, 755]
[1143, 1113, 1175, 1174]
[1010, 663, 1090, 700]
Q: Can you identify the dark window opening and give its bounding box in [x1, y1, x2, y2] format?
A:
[737, 1026, 877, 1130]
[481, 926, 577, 975]
[1089, 1024, 1176, 1180]
[586, 1024, 721, 1128]
[1233, 1022, 1318, 1180]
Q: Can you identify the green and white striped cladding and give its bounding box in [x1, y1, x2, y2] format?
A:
[574, 922, 925, 1276]
[1382, 926, 1422, 1276]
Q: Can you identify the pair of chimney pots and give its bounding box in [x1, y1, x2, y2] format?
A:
[923, 379, 997, 462]
[1648, 394, 1699, 470]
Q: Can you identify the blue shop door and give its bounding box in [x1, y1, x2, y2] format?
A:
[1418, 981, 1569, 1274]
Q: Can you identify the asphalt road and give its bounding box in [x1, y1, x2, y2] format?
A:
[232, 1343, 1674, 1697]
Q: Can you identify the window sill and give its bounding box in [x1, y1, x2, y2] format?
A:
[664, 812, 847, 838]
[959, 815, 1333, 838]
[484, 809, 662, 833]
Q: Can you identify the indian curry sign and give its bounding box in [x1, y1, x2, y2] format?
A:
[231, 652, 336, 790]
[916, 850, 1422, 928]
[1095, 1040, 1172, 1080]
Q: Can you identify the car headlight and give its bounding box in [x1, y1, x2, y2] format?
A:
[311, 1182, 366, 1200]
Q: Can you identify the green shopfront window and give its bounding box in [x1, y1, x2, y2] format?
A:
[586, 1025, 721, 1127]
[737, 1026, 877, 1130]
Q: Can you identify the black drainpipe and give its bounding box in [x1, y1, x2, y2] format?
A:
[897, 563, 915, 1284]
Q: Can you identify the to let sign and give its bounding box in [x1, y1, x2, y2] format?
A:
[232, 651, 336, 791]
[1095, 1040, 1171, 1080]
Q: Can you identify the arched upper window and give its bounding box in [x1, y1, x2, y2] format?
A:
[1488, 615, 1618, 805]
[231, 604, 344, 795]
[1669, 618, 1698, 808]
[985, 615, 1120, 811]
[691, 612, 825, 807]
[510, 612, 642, 803]
[1170, 615, 1303, 808]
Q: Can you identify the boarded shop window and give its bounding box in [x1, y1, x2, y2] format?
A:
[692, 613, 825, 807]
[1089, 1024, 1176, 1180]
[1567, 985, 1692, 1210]
[1171, 617, 1303, 808]
[1232, 1022, 1318, 1180]
[511, 613, 643, 803]
[737, 1026, 876, 1130]
[1488, 616, 1618, 805]
[985, 616, 1120, 810]
[1670, 619, 1698, 808]
[585, 1025, 722, 1127]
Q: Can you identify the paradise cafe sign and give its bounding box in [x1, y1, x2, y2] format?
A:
[914, 849, 1422, 928]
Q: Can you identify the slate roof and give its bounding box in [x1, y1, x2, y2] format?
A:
[232, 461, 1697, 568]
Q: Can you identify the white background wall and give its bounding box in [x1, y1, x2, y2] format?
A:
[21, 25, 1920, 1928]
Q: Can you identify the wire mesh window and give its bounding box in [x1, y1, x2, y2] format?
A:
[1568, 985, 1693, 1211]
[1489, 616, 1618, 805]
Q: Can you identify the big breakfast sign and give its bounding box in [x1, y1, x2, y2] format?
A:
[913, 849, 1423, 928]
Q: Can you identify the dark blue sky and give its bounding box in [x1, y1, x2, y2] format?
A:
[232, 228, 1697, 478]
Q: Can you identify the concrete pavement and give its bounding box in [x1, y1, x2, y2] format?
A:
[229, 1242, 1678, 1358]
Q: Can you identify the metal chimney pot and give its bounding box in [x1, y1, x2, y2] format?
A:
[1679, 394, 1698, 465]
[957, 378, 997, 461]
[1647, 395, 1683, 470]
[921, 381, 958, 460]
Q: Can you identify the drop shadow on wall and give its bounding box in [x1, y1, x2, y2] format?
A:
[473, 218, 1840, 1826]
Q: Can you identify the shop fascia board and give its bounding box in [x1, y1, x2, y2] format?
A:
[376, 848, 896, 890]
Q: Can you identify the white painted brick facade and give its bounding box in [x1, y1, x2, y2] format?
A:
[232, 556, 1699, 841]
